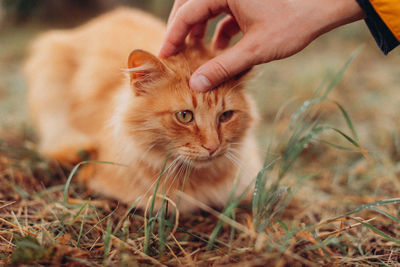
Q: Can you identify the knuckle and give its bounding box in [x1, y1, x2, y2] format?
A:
[175, 8, 189, 24]
[245, 41, 267, 65]
[212, 60, 231, 81]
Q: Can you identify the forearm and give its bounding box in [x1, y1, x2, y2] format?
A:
[312, 0, 365, 39]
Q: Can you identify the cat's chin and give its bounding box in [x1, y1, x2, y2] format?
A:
[190, 160, 217, 169]
[189, 154, 227, 169]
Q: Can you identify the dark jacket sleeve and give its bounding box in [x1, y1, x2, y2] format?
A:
[356, 0, 399, 54]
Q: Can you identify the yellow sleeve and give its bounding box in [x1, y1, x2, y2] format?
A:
[370, 0, 400, 41]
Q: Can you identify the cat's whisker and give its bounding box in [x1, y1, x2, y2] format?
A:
[184, 156, 192, 178]
[166, 155, 192, 195]
[165, 156, 186, 195]
[166, 155, 192, 194]
[225, 152, 255, 178]
[131, 154, 183, 214]
[229, 142, 272, 154]
[163, 155, 183, 185]
[227, 146, 241, 153]
[137, 143, 157, 164]
[227, 147, 245, 159]
[169, 162, 184, 190]
[152, 155, 192, 219]
[224, 155, 245, 180]
[225, 153, 242, 170]
[227, 151, 259, 180]
[225, 153, 256, 182]
[229, 142, 248, 148]
[181, 157, 192, 185]
[227, 150, 244, 165]
[134, 156, 188, 214]
[172, 157, 191, 196]
[175, 156, 190, 183]
[127, 127, 157, 131]
[167, 144, 186, 151]
[27, 6, 262, 215]
[228, 80, 247, 91]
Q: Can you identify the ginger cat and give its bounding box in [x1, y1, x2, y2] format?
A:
[25, 8, 261, 213]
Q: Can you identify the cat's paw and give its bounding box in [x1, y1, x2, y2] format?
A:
[76, 163, 96, 184]
[42, 144, 97, 165]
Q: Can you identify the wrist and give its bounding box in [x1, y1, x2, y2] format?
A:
[315, 0, 365, 37]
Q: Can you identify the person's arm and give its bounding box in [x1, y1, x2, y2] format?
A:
[159, 0, 365, 92]
[357, 0, 400, 54]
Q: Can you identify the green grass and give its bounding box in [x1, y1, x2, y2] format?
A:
[2, 52, 399, 265]
[1, 15, 400, 266]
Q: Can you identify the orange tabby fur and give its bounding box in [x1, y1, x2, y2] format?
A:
[25, 8, 261, 213]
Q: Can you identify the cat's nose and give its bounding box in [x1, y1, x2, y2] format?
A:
[202, 144, 219, 156]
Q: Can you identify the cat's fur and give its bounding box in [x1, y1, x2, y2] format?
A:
[25, 8, 261, 213]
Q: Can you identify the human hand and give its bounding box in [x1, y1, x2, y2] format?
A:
[159, 0, 364, 92]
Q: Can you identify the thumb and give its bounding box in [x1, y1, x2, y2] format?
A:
[189, 38, 259, 92]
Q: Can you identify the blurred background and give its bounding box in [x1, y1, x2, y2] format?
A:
[0, 0, 173, 24]
[1, 3, 399, 264]
[0, 0, 399, 156]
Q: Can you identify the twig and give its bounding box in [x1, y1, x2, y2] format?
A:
[177, 191, 255, 236]
[0, 217, 37, 237]
[319, 218, 375, 238]
[0, 201, 16, 210]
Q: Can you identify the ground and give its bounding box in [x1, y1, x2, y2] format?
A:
[0, 6, 399, 266]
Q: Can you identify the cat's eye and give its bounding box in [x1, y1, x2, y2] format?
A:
[176, 110, 194, 124]
[219, 110, 234, 123]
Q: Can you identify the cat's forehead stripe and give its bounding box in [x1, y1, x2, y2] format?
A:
[187, 89, 226, 111]
[200, 93, 206, 106]
[207, 94, 213, 109]
[191, 95, 197, 108]
[213, 91, 219, 103]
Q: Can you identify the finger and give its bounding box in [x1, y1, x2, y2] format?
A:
[159, 0, 228, 58]
[189, 37, 260, 92]
[167, 0, 188, 26]
[189, 22, 208, 42]
[212, 15, 240, 50]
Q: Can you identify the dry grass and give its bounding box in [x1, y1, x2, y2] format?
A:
[0, 98, 399, 266]
[1, 8, 400, 267]
[1, 129, 399, 266]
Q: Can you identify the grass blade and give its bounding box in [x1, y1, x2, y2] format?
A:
[329, 127, 360, 148]
[326, 198, 400, 222]
[113, 197, 142, 235]
[334, 101, 359, 142]
[322, 47, 362, 98]
[319, 140, 357, 151]
[75, 202, 89, 247]
[103, 218, 113, 265]
[63, 160, 126, 205]
[369, 207, 400, 224]
[358, 220, 400, 245]
[144, 154, 169, 255]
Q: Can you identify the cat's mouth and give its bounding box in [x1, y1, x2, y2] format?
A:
[177, 148, 228, 165]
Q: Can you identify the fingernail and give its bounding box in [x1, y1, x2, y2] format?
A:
[190, 74, 211, 92]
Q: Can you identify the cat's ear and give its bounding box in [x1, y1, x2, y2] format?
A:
[126, 49, 168, 95]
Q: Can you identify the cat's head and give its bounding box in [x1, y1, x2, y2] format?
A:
[122, 44, 258, 168]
